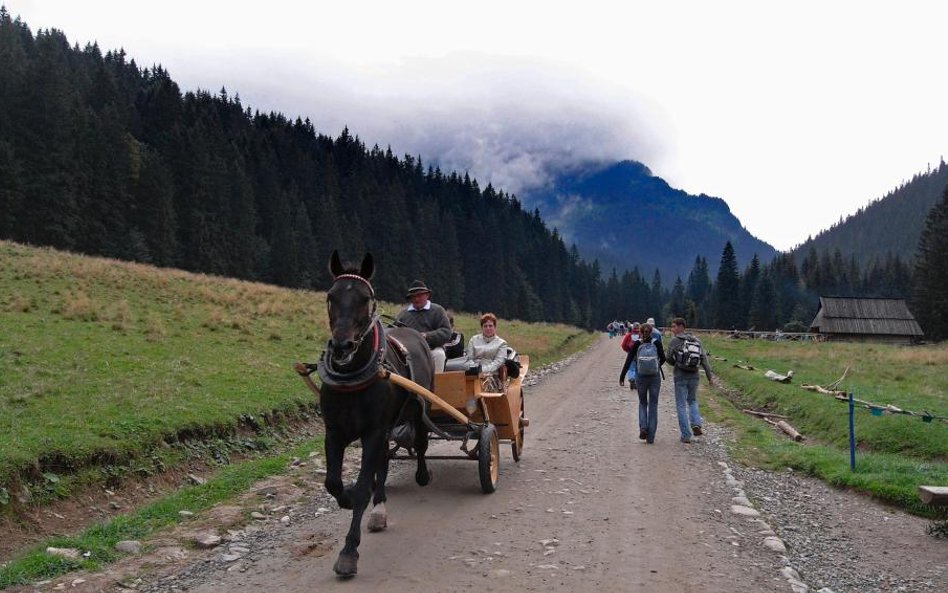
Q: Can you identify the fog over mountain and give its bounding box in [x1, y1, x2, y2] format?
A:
[211, 55, 668, 202]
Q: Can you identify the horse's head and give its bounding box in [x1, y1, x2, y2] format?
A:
[326, 250, 377, 365]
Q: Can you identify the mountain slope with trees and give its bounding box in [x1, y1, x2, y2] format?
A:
[0, 10, 602, 326]
[520, 160, 778, 280]
[792, 160, 948, 265]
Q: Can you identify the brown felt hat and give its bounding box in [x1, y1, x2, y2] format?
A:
[405, 279, 431, 299]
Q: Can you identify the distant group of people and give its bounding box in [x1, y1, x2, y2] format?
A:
[394, 279, 511, 389]
[606, 320, 632, 338]
[616, 317, 714, 444]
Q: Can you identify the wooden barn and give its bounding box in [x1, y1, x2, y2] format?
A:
[809, 296, 924, 344]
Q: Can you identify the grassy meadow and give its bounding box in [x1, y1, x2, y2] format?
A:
[702, 336, 948, 513]
[0, 240, 594, 505]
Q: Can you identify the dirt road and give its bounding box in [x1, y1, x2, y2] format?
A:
[159, 337, 784, 592]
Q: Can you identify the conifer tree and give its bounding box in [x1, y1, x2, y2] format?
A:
[912, 186, 948, 341]
[714, 242, 742, 329]
[739, 254, 761, 327]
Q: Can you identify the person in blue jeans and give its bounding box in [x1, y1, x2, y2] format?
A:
[619, 323, 665, 443]
[665, 317, 715, 443]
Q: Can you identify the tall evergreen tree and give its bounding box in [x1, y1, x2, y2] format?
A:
[739, 254, 761, 327]
[912, 186, 948, 341]
[714, 241, 742, 329]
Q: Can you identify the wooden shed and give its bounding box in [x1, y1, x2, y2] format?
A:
[809, 296, 924, 344]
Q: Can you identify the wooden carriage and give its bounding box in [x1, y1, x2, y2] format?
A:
[385, 355, 530, 493]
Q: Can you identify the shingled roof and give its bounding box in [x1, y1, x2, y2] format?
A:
[809, 296, 924, 337]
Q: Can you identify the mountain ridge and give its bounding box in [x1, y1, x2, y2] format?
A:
[520, 160, 778, 280]
[791, 160, 948, 265]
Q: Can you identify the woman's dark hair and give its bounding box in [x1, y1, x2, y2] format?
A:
[480, 312, 497, 327]
[641, 323, 653, 339]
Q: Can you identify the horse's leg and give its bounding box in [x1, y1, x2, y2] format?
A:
[413, 414, 431, 486]
[323, 430, 352, 510]
[333, 429, 385, 578]
[367, 437, 389, 532]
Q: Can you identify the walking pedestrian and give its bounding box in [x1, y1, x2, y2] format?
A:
[620, 323, 665, 443]
[665, 317, 714, 443]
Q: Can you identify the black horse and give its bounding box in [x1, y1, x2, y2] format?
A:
[318, 251, 433, 577]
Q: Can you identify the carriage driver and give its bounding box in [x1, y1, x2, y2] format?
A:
[395, 279, 453, 372]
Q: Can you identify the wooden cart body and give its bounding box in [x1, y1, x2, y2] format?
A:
[429, 354, 529, 452]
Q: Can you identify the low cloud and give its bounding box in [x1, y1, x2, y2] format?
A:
[197, 52, 665, 200]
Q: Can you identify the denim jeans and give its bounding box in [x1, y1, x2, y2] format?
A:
[673, 374, 703, 439]
[635, 374, 661, 442]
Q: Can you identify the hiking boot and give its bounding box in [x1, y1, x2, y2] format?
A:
[639, 429, 648, 440]
[680, 436, 692, 444]
[692, 425, 703, 436]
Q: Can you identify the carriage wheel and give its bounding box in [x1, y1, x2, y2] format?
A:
[478, 424, 499, 493]
[511, 392, 525, 462]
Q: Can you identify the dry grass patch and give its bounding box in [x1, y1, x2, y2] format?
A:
[5, 293, 31, 313]
[59, 290, 99, 321]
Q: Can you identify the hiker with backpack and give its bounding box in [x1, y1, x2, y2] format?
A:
[619, 323, 665, 444]
[665, 317, 715, 443]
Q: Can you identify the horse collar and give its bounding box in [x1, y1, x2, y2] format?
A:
[318, 319, 385, 392]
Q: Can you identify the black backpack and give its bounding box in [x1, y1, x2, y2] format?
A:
[676, 335, 703, 371]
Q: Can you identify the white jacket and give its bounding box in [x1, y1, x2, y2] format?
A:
[465, 334, 508, 374]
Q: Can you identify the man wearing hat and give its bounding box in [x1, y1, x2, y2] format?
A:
[396, 280, 452, 372]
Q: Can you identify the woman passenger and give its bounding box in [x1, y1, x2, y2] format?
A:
[466, 313, 509, 391]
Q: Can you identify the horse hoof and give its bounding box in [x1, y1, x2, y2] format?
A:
[416, 468, 431, 486]
[336, 488, 354, 510]
[333, 553, 358, 578]
[367, 503, 387, 532]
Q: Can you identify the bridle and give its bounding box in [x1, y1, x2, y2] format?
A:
[328, 273, 379, 358]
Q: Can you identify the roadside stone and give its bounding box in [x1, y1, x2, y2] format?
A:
[45, 547, 81, 561]
[220, 553, 242, 562]
[762, 536, 787, 553]
[781, 566, 802, 581]
[186, 474, 207, 486]
[250, 511, 266, 520]
[488, 569, 512, 578]
[115, 540, 142, 554]
[730, 505, 760, 517]
[732, 496, 752, 506]
[178, 510, 194, 518]
[192, 534, 222, 549]
[280, 515, 291, 525]
[255, 486, 278, 496]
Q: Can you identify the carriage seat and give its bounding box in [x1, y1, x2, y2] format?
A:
[443, 358, 481, 375]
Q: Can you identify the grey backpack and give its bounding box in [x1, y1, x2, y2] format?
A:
[636, 341, 659, 376]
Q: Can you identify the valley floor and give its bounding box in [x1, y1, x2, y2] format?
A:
[7, 337, 946, 592]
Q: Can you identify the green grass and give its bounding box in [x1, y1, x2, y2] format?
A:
[702, 336, 948, 514]
[0, 240, 593, 503]
[0, 436, 323, 588]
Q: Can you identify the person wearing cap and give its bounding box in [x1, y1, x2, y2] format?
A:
[395, 279, 452, 371]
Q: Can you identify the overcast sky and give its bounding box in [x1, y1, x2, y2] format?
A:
[9, 1, 948, 251]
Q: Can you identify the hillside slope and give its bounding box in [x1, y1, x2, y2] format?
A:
[792, 160, 948, 264]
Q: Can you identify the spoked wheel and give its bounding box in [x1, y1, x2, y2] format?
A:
[478, 424, 499, 493]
